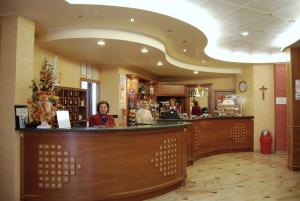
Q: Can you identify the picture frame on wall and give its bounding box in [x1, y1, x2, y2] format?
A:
[15, 105, 28, 129]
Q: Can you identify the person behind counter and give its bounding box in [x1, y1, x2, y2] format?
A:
[161, 98, 180, 119]
[192, 101, 202, 116]
[89, 101, 115, 127]
[136, 100, 153, 124]
[169, 98, 179, 111]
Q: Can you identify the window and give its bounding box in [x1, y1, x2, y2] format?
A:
[81, 79, 100, 117]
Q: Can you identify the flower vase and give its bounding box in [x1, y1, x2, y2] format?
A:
[37, 120, 52, 129]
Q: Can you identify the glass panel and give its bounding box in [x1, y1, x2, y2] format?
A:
[81, 81, 88, 89]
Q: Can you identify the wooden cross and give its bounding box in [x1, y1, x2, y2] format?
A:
[259, 85, 268, 100]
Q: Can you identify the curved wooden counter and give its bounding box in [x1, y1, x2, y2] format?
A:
[19, 124, 188, 201]
[160, 116, 254, 164]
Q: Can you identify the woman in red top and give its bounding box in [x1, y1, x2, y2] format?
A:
[89, 101, 115, 127]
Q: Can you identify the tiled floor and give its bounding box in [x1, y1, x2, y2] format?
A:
[146, 152, 300, 201]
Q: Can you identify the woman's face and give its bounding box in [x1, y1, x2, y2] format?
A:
[99, 103, 108, 114]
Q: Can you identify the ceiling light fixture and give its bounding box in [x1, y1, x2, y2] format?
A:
[194, 71, 198, 75]
[202, 60, 206, 63]
[97, 40, 106, 46]
[157, 61, 163, 66]
[141, 47, 148, 53]
[242, 32, 249, 36]
[183, 49, 187, 52]
[130, 18, 135, 22]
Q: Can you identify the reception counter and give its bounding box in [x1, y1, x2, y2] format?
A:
[160, 116, 254, 164]
[19, 123, 188, 201]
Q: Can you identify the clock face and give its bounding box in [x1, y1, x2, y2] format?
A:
[239, 81, 247, 92]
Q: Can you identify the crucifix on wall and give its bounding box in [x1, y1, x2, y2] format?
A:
[259, 85, 268, 100]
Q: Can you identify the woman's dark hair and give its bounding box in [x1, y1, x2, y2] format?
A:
[97, 101, 110, 114]
[194, 101, 199, 106]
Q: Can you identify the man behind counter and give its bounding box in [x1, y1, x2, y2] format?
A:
[136, 100, 153, 124]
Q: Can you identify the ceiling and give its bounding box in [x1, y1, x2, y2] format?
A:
[0, 0, 298, 80]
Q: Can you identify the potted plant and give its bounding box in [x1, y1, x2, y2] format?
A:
[27, 57, 60, 128]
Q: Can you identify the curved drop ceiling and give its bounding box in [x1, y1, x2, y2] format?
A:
[1, 0, 297, 79]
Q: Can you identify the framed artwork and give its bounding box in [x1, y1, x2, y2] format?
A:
[15, 105, 28, 129]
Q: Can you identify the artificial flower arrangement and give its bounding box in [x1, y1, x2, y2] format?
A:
[27, 57, 61, 127]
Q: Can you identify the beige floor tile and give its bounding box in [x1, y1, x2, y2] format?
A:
[146, 152, 300, 201]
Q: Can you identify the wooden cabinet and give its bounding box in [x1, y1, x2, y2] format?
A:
[157, 84, 186, 96]
[56, 87, 88, 127]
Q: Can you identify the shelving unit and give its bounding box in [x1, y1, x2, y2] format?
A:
[55, 86, 88, 127]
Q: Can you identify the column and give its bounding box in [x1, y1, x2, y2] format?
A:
[287, 48, 300, 170]
[0, 15, 35, 201]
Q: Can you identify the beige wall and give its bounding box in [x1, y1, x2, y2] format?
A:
[99, 66, 120, 123]
[236, 66, 254, 116]
[34, 45, 90, 88]
[0, 15, 35, 201]
[253, 64, 275, 150]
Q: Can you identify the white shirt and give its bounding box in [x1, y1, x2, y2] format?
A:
[136, 108, 153, 124]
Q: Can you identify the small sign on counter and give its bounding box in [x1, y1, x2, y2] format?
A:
[57, 111, 71, 129]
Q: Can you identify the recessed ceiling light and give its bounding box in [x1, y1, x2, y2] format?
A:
[202, 60, 206, 63]
[97, 40, 106, 46]
[130, 18, 135, 22]
[194, 71, 198, 75]
[183, 49, 187, 52]
[141, 47, 148, 53]
[157, 61, 163, 66]
[242, 32, 249, 36]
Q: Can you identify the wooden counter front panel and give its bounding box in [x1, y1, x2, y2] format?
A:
[23, 128, 186, 201]
[192, 118, 253, 160]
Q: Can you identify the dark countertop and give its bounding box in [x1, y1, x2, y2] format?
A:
[16, 122, 190, 133]
[159, 115, 254, 122]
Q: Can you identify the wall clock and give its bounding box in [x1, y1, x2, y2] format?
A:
[239, 81, 247, 92]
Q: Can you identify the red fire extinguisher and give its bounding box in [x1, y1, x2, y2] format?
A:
[260, 130, 272, 154]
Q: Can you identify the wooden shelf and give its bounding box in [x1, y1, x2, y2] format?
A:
[55, 86, 88, 127]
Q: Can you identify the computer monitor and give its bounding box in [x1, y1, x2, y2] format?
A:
[161, 110, 180, 119]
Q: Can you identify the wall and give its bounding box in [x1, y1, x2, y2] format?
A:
[236, 66, 254, 116]
[252, 64, 275, 150]
[0, 15, 35, 201]
[34, 45, 91, 88]
[99, 66, 120, 121]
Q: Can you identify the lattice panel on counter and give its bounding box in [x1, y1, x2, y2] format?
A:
[228, 123, 246, 143]
[37, 144, 82, 189]
[149, 138, 178, 177]
[193, 125, 204, 151]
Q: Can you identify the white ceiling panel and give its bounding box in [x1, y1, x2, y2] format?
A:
[220, 7, 264, 25]
[247, 15, 288, 32]
[223, 0, 255, 6]
[199, 0, 241, 17]
[245, 0, 299, 14]
[274, 2, 300, 20]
